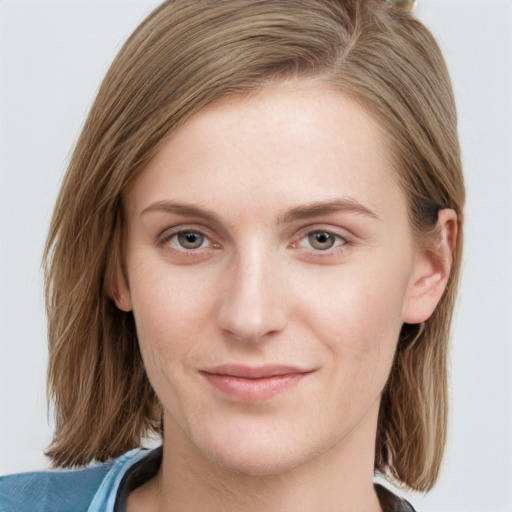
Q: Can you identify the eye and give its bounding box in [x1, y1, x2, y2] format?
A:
[168, 231, 210, 250]
[300, 230, 346, 251]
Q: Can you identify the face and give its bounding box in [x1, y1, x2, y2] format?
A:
[116, 80, 439, 476]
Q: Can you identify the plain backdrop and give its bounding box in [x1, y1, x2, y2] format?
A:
[0, 1, 511, 511]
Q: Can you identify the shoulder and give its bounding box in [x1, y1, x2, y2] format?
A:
[0, 463, 114, 512]
[0, 449, 147, 512]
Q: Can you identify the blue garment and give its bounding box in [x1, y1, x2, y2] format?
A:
[0, 448, 149, 512]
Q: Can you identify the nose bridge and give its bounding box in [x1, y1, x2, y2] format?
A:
[217, 238, 288, 341]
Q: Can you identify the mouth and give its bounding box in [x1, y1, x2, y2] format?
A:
[199, 364, 313, 402]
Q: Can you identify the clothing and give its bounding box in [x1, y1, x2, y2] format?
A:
[0, 448, 149, 512]
[0, 447, 416, 511]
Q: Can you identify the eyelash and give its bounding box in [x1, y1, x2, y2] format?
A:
[158, 226, 351, 256]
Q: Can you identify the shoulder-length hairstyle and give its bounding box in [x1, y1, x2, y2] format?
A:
[44, 0, 464, 492]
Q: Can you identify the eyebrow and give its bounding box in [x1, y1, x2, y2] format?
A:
[278, 198, 379, 223]
[140, 198, 379, 223]
[141, 200, 220, 221]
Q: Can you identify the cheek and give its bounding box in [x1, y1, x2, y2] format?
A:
[294, 258, 410, 385]
[127, 263, 217, 372]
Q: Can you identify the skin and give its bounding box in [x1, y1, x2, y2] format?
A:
[115, 80, 456, 512]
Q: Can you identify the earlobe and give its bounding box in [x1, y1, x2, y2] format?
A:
[402, 209, 458, 324]
[112, 286, 133, 312]
[107, 263, 133, 312]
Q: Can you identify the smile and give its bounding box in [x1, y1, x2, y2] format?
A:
[200, 364, 313, 401]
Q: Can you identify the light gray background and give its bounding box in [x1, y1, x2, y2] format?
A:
[1, 1, 511, 510]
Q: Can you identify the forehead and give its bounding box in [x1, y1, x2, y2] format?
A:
[127, 80, 404, 223]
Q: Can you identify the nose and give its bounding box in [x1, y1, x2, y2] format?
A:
[217, 245, 288, 342]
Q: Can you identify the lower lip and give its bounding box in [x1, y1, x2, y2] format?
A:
[201, 372, 308, 401]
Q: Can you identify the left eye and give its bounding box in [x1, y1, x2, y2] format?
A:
[168, 231, 210, 250]
[300, 230, 346, 251]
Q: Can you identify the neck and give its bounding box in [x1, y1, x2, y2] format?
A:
[163, 438, 380, 512]
[129, 403, 382, 512]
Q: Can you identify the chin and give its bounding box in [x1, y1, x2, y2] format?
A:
[190, 426, 332, 478]
[206, 449, 306, 477]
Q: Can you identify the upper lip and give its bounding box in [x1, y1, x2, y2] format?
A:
[200, 364, 312, 379]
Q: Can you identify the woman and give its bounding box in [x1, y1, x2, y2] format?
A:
[0, 0, 464, 510]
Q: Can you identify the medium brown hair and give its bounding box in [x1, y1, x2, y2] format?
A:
[44, 0, 465, 491]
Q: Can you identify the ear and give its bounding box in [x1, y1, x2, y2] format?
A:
[107, 261, 133, 313]
[402, 209, 458, 324]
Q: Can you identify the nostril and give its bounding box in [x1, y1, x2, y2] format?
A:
[217, 292, 288, 342]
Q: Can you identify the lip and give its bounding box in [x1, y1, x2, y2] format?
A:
[200, 364, 313, 402]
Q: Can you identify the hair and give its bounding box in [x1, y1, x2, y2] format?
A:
[43, 0, 465, 492]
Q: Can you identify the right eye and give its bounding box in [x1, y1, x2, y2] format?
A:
[167, 231, 211, 250]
